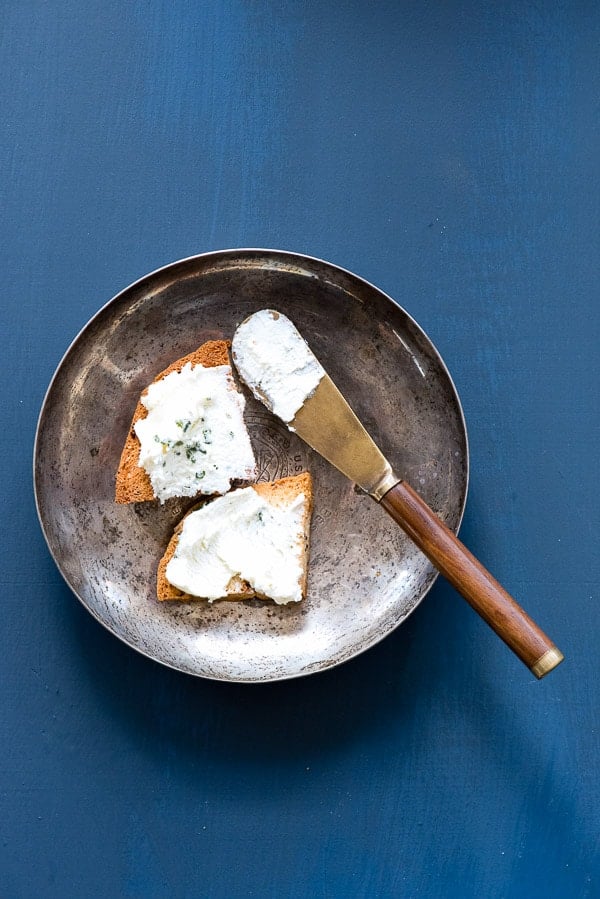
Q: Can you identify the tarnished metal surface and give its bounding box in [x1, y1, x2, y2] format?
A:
[34, 249, 468, 682]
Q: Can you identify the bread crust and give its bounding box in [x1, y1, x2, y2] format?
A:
[157, 472, 313, 602]
[115, 341, 231, 504]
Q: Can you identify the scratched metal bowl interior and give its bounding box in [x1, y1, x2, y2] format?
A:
[34, 250, 468, 682]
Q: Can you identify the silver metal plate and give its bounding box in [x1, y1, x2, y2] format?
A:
[34, 250, 468, 682]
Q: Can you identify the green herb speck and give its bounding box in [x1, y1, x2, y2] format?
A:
[185, 441, 206, 461]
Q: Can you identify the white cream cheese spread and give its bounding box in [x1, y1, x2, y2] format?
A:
[165, 486, 307, 603]
[231, 310, 325, 423]
[134, 362, 256, 502]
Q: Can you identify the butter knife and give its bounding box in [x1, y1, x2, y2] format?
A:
[232, 310, 563, 679]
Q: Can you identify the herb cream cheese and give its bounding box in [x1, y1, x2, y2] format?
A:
[134, 362, 256, 502]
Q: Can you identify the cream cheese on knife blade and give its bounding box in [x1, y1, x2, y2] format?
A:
[231, 309, 325, 424]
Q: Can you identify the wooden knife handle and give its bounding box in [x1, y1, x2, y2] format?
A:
[379, 480, 563, 678]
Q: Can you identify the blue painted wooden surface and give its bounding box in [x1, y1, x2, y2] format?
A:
[2, 1, 598, 896]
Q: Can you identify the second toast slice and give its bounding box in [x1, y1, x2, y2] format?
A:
[157, 472, 313, 604]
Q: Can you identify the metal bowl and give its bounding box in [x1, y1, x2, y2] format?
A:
[34, 249, 468, 682]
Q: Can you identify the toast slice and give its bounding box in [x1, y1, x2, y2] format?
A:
[157, 472, 313, 604]
[115, 340, 256, 503]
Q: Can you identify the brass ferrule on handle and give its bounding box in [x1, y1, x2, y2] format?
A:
[370, 469, 402, 502]
[530, 648, 564, 679]
[377, 479, 564, 678]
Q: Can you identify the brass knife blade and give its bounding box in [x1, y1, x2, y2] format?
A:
[291, 374, 399, 501]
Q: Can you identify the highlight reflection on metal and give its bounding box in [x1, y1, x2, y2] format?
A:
[33, 249, 468, 682]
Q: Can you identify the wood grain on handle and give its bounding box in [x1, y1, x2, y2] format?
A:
[379, 481, 563, 678]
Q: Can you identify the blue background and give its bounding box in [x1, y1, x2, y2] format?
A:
[2, 1, 598, 896]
